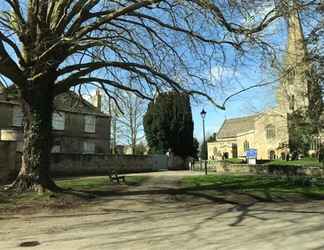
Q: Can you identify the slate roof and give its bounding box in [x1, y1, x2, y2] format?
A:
[217, 115, 257, 139]
[54, 91, 107, 117]
[0, 85, 107, 117]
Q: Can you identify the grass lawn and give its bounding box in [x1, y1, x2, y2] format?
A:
[0, 175, 148, 213]
[216, 157, 323, 167]
[181, 174, 324, 200]
[2, 174, 324, 214]
[264, 158, 323, 167]
[57, 175, 148, 190]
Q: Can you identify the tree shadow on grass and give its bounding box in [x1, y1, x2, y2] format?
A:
[58, 175, 324, 229]
[66, 178, 324, 202]
[4, 174, 324, 231]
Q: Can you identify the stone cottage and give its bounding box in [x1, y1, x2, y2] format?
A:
[0, 86, 111, 154]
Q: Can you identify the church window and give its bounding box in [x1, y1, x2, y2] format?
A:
[232, 143, 238, 158]
[269, 150, 276, 160]
[289, 95, 295, 111]
[266, 125, 276, 139]
[310, 138, 319, 151]
[243, 141, 249, 152]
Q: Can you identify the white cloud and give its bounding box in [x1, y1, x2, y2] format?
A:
[209, 65, 238, 82]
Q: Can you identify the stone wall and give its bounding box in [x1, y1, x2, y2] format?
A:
[193, 160, 324, 177]
[1, 153, 168, 183]
[0, 141, 17, 183]
[49, 153, 168, 177]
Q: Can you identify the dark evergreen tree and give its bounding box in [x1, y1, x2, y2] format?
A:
[191, 138, 200, 160]
[143, 92, 194, 158]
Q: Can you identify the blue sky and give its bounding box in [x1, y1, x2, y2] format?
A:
[191, 3, 319, 142]
[1, 1, 315, 145]
[191, 73, 278, 141]
[191, 20, 287, 142]
[191, 52, 283, 142]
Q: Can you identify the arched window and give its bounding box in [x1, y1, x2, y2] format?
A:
[266, 125, 276, 139]
[269, 150, 276, 160]
[243, 140, 249, 152]
[232, 143, 238, 158]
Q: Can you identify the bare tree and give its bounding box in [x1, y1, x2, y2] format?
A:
[0, 0, 314, 192]
[117, 92, 146, 154]
[102, 89, 146, 155]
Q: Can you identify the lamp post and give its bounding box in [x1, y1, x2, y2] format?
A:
[200, 109, 207, 175]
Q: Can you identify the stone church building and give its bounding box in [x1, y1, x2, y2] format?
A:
[208, 4, 323, 160]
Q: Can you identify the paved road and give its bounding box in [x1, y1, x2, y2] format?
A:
[1, 171, 324, 250]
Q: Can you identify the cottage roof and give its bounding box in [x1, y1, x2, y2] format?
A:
[217, 115, 257, 139]
[54, 92, 107, 117]
[0, 85, 107, 117]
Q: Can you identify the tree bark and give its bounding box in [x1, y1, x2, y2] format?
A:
[9, 81, 61, 192]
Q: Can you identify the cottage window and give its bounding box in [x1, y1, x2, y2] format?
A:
[12, 106, 23, 127]
[266, 125, 276, 139]
[52, 112, 65, 130]
[243, 140, 249, 152]
[83, 141, 95, 154]
[84, 115, 96, 133]
[51, 140, 61, 153]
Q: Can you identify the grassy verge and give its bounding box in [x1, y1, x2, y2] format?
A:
[181, 174, 324, 200]
[264, 158, 323, 167]
[57, 175, 149, 190]
[224, 158, 244, 164]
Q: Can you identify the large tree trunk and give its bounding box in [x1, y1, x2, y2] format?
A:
[10, 81, 61, 192]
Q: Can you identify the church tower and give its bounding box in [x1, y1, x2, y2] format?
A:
[277, 0, 310, 113]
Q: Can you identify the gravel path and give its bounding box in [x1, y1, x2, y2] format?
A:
[1, 171, 324, 250]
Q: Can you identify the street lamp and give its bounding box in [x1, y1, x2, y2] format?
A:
[200, 109, 207, 175]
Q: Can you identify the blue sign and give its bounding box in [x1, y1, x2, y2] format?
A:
[246, 149, 257, 159]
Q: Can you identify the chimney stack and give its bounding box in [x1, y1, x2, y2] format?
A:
[93, 89, 102, 111]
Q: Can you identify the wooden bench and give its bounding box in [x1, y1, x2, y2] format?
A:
[108, 170, 125, 184]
